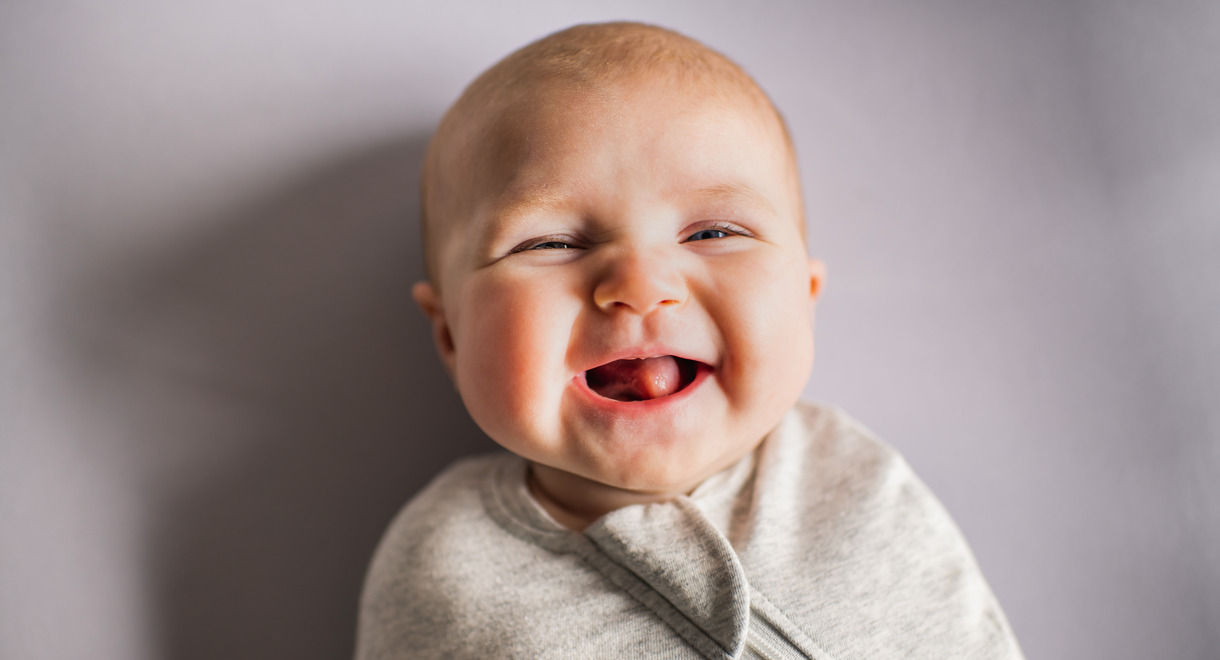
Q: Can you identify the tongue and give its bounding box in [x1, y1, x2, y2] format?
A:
[586, 356, 682, 401]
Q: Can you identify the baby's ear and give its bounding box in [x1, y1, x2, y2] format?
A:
[807, 258, 826, 301]
[412, 281, 457, 378]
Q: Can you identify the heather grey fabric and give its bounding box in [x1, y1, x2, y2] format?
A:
[355, 402, 1024, 659]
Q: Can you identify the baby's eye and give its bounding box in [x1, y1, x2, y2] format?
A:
[508, 236, 581, 254]
[528, 241, 573, 250]
[686, 228, 730, 241]
[683, 223, 748, 242]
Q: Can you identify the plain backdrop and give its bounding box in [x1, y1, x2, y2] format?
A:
[2, 1, 1217, 659]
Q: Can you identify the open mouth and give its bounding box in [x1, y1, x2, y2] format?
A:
[584, 356, 702, 402]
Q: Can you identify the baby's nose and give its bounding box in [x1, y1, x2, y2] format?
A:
[592, 248, 688, 314]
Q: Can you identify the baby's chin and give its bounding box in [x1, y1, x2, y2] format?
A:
[526, 459, 708, 527]
[580, 440, 755, 494]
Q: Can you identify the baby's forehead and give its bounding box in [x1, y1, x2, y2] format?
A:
[459, 74, 772, 172]
[421, 23, 801, 282]
[482, 71, 767, 133]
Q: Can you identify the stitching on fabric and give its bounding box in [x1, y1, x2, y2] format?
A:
[749, 588, 839, 660]
[574, 541, 735, 660]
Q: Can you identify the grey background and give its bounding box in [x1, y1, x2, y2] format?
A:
[2, 1, 1216, 659]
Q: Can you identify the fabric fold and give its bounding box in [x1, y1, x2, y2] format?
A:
[585, 497, 751, 658]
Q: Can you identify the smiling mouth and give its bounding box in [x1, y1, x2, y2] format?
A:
[584, 356, 702, 402]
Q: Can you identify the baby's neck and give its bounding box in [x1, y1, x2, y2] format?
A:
[526, 463, 690, 532]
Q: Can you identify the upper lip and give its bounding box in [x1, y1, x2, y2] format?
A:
[576, 345, 714, 373]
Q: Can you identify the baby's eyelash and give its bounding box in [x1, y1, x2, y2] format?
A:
[508, 235, 581, 254]
[684, 222, 753, 241]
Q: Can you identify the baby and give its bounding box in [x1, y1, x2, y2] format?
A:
[356, 22, 1023, 659]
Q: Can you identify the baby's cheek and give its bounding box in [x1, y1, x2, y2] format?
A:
[455, 281, 566, 443]
[732, 257, 814, 384]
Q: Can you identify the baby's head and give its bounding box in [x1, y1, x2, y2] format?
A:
[414, 22, 824, 527]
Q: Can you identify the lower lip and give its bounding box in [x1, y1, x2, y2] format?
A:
[571, 363, 713, 414]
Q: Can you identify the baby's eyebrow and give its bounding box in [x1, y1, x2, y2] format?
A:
[487, 188, 574, 226]
[475, 189, 577, 256]
[687, 182, 777, 214]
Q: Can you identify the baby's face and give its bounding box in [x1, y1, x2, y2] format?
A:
[418, 75, 822, 511]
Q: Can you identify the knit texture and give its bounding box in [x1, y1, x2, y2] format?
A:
[355, 402, 1024, 659]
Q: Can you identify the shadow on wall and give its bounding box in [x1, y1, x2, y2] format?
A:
[57, 133, 488, 659]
